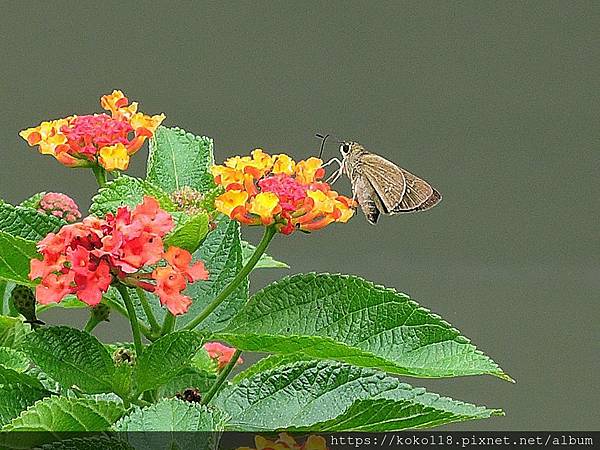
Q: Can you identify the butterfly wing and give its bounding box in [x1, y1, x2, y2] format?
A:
[351, 173, 382, 224]
[359, 153, 406, 214]
[392, 168, 441, 213]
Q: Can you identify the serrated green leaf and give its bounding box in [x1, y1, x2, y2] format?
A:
[164, 212, 209, 253]
[217, 274, 510, 381]
[0, 315, 29, 348]
[241, 241, 289, 269]
[0, 203, 65, 241]
[89, 175, 175, 217]
[19, 192, 46, 209]
[133, 331, 203, 394]
[24, 326, 115, 393]
[0, 347, 29, 371]
[147, 126, 215, 193]
[2, 397, 125, 433]
[27, 436, 134, 450]
[215, 360, 501, 431]
[232, 354, 310, 383]
[0, 366, 51, 426]
[0, 231, 39, 286]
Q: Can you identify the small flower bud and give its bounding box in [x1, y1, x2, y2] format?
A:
[11, 285, 44, 326]
[170, 186, 206, 215]
[113, 347, 135, 366]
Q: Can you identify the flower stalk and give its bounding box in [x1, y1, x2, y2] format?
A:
[183, 225, 277, 331]
[201, 349, 242, 405]
[92, 165, 107, 187]
[116, 283, 144, 356]
[136, 287, 161, 332]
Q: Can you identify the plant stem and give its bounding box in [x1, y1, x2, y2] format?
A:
[92, 165, 107, 187]
[183, 225, 277, 331]
[201, 349, 242, 405]
[136, 287, 160, 332]
[116, 283, 144, 357]
[83, 314, 100, 333]
[105, 296, 155, 341]
[161, 312, 176, 336]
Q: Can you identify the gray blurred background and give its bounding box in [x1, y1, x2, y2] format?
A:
[1, 1, 598, 430]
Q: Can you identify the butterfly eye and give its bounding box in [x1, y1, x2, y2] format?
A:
[340, 143, 350, 155]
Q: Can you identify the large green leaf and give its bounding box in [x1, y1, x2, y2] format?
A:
[216, 274, 511, 381]
[116, 398, 228, 431]
[0, 203, 64, 241]
[0, 315, 29, 348]
[0, 231, 38, 286]
[0, 366, 51, 426]
[0, 347, 29, 371]
[241, 241, 289, 269]
[2, 397, 125, 432]
[89, 175, 175, 217]
[164, 211, 210, 253]
[215, 360, 501, 431]
[133, 331, 203, 394]
[232, 354, 310, 383]
[147, 126, 215, 194]
[24, 326, 115, 393]
[19, 192, 46, 209]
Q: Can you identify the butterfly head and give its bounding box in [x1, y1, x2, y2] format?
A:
[339, 141, 361, 159]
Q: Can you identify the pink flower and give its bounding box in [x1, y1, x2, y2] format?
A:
[28, 196, 208, 314]
[37, 192, 82, 223]
[203, 342, 243, 370]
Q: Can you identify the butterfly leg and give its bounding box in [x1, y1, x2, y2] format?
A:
[321, 157, 342, 169]
[326, 168, 343, 184]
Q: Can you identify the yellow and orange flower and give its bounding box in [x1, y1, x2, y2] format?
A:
[20, 90, 165, 172]
[237, 433, 328, 450]
[211, 150, 355, 234]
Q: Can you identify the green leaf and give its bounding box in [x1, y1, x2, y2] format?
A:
[157, 368, 217, 399]
[89, 175, 175, 217]
[2, 397, 125, 432]
[133, 331, 203, 394]
[0, 231, 39, 286]
[176, 217, 247, 331]
[25, 436, 134, 450]
[0, 367, 51, 427]
[164, 212, 209, 253]
[24, 326, 115, 393]
[115, 399, 227, 450]
[19, 192, 46, 209]
[215, 360, 501, 431]
[0, 347, 29, 371]
[217, 274, 511, 381]
[0, 203, 64, 241]
[147, 126, 215, 194]
[241, 241, 289, 269]
[0, 315, 29, 348]
[232, 354, 310, 383]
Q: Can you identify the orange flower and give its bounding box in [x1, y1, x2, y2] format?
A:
[20, 90, 165, 172]
[212, 151, 355, 234]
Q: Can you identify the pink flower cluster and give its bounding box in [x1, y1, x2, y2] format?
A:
[38, 192, 81, 223]
[203, 342, 243, 370]
[29, 196, 208, 315]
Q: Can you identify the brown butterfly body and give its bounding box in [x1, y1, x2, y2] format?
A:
[335, 142, 441, 224]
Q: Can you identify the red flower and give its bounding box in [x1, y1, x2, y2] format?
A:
[203, 342, 243, 371]
[29, 196, 208, 315]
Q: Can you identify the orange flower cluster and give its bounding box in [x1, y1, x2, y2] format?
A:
[20, 90, 165, 171]
[211, 150, 354, 234]
[238, 433, 328, 450]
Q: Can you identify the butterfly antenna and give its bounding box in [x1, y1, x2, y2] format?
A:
[316, 133, 330, 159]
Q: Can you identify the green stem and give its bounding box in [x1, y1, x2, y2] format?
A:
[105, 297, 155, 340]
[116, 284, 144, 356]
[183, 225, 277, 331]
[83, 314, 100, 333]
[137, 287, 160, 332]
[161, 312, 176, 336]
[201, 349, 242, 405]
[92, 165, 107, 187]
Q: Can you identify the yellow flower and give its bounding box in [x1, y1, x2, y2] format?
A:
[248, 192, 280, 225]
[20, 118, 70, 156]
[306, 189, 336, 214]
[100, 90, 138, 118]
[99, 144, 130, 171]
[295, 157, 324, 184]
[130, 112, 166, 136]
[214, 190, 249, 217]
[210, 165, 245, 187]
[224, 149, 273, 178]
[272, 154, 296, 175]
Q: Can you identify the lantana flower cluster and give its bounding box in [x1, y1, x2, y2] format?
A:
[29, 196, 208, 315]
[237, 433, 328, 450]
[211, 150, 354, 234]
[37, 192, 82, 223]
[20, 90, 165, 172]
[203, 342, 244, 371]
